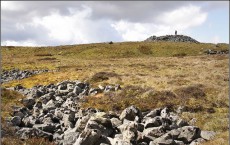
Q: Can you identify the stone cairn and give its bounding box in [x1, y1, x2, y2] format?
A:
[145, 35, 199, 43]
[5, 80, 216, 145]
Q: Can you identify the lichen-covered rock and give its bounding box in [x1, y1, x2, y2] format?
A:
[85, 117, 114, 137]
[33, 123, 57, 133]
[200, 130, 216, 140]
[119, 106, 142, 122]
[149, 133, 177, 145]
[75, 115, 91, 132]
[177, 126, 201, 143]
[74, 129, 101, 145]
[144, 108, 161, 118]
[144, 116, 162, 128]
[16, 128, 53, 141]
[143, 126, 165, 138]
[63, 131, 80, 145]
[190, 138, 206, 145]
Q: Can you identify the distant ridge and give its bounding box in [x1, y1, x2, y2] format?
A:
[145, 35, 199, 43]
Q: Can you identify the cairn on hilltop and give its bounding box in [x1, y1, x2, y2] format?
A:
[145, 32, 199, 43]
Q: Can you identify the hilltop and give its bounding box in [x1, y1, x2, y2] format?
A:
[145, 35, 199, 43]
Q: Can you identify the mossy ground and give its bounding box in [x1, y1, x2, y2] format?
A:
[1, 41, 229, 144]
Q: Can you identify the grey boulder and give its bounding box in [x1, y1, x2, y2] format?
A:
[200, 130, 216, 140]
[190, 138, 206, 145]
[16, 128, 53, 141]
[177, 126, 201, 143]
[11, 116, 22, 126]
[63, 131, 80, 145]
[74, 129, 101, 145]
[33, 123, 56, 133]
[119, 106, 142, 122]
[144, 116, 162, 128]
[85, 117, 114, 136]
[22, 97, 35, 109]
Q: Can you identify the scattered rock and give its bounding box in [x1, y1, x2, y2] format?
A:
[6, 80, 215, 145]
[204, 49, 229, 55]
[1, 69, 49, 83]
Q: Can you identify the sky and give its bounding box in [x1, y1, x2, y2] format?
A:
[1, 1, 229, 46]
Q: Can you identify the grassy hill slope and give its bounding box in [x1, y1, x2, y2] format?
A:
[1, 41, 229, 144]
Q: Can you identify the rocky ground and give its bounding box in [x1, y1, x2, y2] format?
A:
[1, 69, 49, 83]
[204, 49, 229, 55]
[1, 40, 229, 145]
[145, 35, 199, 43]
[2, 76, 216, 145]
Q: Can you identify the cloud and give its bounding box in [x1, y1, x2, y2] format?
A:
[1, 1, 190, 22]
[32, 5, 93, 44]
[31, 5, 122, 45]
[111, 21, 169, 41]
[86, 1, 191, 22]
[1, 4, 122, 46]
[111, 5, 207, 41]
[0, 1, 227, 46]
[1, 1, 23, 11]
[1, 40, 39, 47]
[158, 5, 207, 30]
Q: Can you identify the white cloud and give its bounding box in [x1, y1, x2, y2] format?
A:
[16, 23, 25, 30]
[28, 5, 120, 45]
[111, 5, 207, 41]
[32, 9, 91, 43]
[111, 21, 170, 41]
[1, 40, 40, 46]
[1, 1, 23, 11]
[158, 5, 207, 30]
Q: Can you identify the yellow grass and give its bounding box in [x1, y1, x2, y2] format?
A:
[1, 41, 229, 144]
